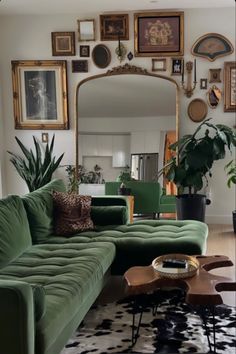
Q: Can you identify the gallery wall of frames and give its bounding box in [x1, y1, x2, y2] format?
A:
[0, 7, 235, 223]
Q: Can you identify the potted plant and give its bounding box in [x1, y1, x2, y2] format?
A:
[159, 118, 236, 221]
[8, 135, 64, 192]
[116, 165, 132, 195]
[225, 160, 236, 233]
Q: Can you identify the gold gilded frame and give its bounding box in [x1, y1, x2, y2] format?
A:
[11, 60, 69, 130]
[74, 64, 180, 185]
[134, 12, 184, 57]
[224, 61, 236, 112]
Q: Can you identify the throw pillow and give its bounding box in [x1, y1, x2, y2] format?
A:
[52, 191, 94, 235]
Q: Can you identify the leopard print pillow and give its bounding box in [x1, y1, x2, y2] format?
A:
[52, 191, 94, 236]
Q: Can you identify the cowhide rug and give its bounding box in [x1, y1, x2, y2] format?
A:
[61, 290, 236, 354]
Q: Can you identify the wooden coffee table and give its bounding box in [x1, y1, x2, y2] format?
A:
[124, 255, 236, 353]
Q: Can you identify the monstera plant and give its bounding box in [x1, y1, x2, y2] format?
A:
[159, 118, 236, 221]
[8, 135, 64, 192]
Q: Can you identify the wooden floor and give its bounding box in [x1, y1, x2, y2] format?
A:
[98, 224, 236, 307]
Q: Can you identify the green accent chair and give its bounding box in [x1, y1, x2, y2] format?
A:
[105, 181, 162, 217]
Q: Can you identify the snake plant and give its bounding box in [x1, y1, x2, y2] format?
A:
[8, 135, 64, 192]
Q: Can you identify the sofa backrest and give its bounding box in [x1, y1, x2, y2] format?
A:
[22, 179, 66, 244]
[105, 181, 162, 214]
[0, 195, 32, 268]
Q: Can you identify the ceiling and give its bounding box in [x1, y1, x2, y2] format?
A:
[0, 0, 234, 15]
[79, 74, 176, 118]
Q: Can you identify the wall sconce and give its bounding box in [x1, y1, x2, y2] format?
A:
[181, 59, 197, 98]
[115, 34, 127, 63]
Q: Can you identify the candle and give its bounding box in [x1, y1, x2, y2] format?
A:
[118, 34, 121, 55]
[194, 59, 197, 82]
[182, 59, 184, 82]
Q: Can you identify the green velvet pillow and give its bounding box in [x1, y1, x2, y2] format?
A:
[91, 206, 127, 226]
[0, 196, 32, 267]
[22, 179, 66, 244]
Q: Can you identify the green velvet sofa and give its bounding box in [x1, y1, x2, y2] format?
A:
[0, 179, 208, 354]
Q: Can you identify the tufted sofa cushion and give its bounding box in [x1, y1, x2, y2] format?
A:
[0, 241, 116, 354]
[44, 219, 208, 274]
[0, 195, 32, 267]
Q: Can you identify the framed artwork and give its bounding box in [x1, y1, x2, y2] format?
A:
[92, 44, 111, 69]
[51, 32, 75, 56]
[78, 19, 95, 41]
[11, 60, 69, 130]
[152, 58, 166, 72]
[171, 58, 183, 75]
[72, 60, 88, 73]
[224, 61, 236, 112]
[134, 12, 184, 57]
[191, 33, 234, 62]
[209, 68, 221, 83]
[100, 14, 129, 41]
[80, 45, 90, 57]
[200, 78, 208, 90]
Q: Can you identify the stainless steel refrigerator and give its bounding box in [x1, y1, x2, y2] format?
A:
[131, 153, 158, 182]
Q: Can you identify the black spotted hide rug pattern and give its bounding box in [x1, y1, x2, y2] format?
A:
[61, 290, 236, 354]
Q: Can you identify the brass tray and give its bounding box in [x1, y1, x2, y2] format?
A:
[152, 254, 199, 279]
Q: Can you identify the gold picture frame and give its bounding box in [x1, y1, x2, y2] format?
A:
[51, 32, 75, 56]
[224, 61, 236, 112]
[100, 14, 129, 41]
[151, 58, 166, 71]
[134, 12, 184, 57]
[11, 60, 69, 130]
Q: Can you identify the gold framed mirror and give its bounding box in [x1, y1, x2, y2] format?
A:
[74, 64, 180, 193]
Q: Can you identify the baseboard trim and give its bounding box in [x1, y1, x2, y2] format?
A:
[206, 215, 232, 224]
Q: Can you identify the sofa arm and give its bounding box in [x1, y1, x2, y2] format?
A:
[0, 280, 35, 354]
[91, 196, 131, 223]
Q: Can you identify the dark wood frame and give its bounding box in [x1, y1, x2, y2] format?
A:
[152, 58, 166, 72]
[224, 61, 236, 112]
[72, 60, 88, 73]
[171, 57, 183, 76]
[51, 32, 75, 56]
[11, 60, 69, 130]
[134, 12, 184, 57]
[92, 44, 111, 69]
[80, 45, 90, 57]
[200, 78, 208, 90]
[209, 68, 221, 83]
[100, 14, 129, 41]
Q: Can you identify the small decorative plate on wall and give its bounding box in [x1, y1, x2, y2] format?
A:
[188, 98, 208, 122]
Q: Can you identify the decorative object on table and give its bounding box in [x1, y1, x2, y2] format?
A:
[225, 160, 236, 233]
[77, 19, 95, 41]
[181, 59, 197, 97]
[11, 60, 69, 130]
[200, 78, 208, 89]
[209, 68, 221, 83]
[158, 118, 236, 221]
[152, 254, 199, 279]
[7, 135, 64, 192]
[79, 45, 90, 57]
[171, 57, 183, 75]
[191, 33, 234, 61]
[127, 51, 134, 61]
[115, 34, 127, 62]
[100, 14, 129, 41]
[116, 165, 132, 195]
[92, 44, 111, 68]
[152, 58, 166, 72]
[72, 60, 88, 73]
[134, 12, 184, 57]
[187, 98, 208, 122]
[51, 32, 75, 56]
[206, 85, 222, 109]
[224, 61, 236, 112]
[63, 289, 236, 354]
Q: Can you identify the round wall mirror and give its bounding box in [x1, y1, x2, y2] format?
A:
[92, 44, 111, 69]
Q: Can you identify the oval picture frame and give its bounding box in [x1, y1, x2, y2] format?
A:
[92, 44, 111, 69]
[188, 98, 208, 122]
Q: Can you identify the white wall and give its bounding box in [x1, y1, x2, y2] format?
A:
[0, 8, 235, 223]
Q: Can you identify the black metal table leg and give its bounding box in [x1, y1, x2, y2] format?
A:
[197, 305, 218, 354]
[131, 297, 144, 346]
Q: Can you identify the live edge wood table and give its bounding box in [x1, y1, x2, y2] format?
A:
[124, 255, 236, 354]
